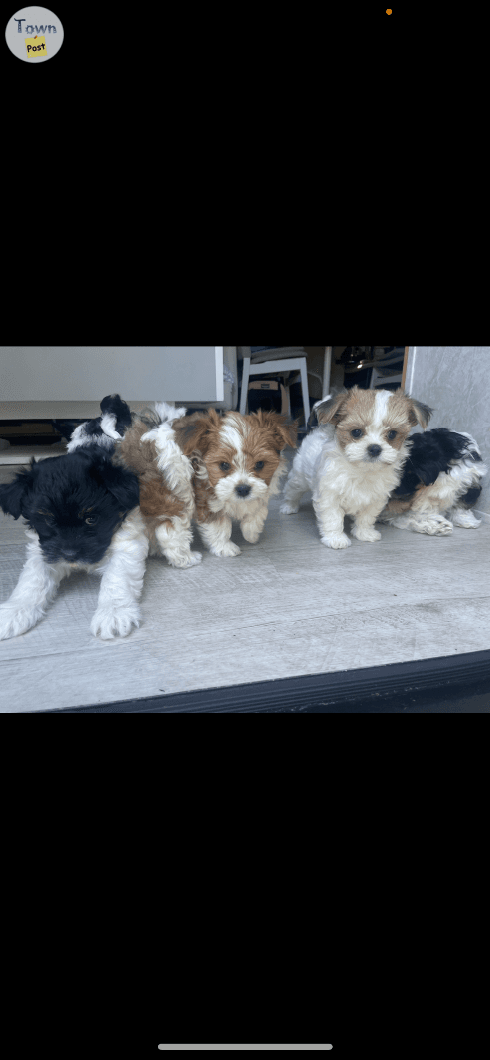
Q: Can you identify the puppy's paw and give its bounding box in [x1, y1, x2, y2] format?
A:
[0, 605, 40, 640]
[240, 524, 262, 544]
[279, 502, 300, 514]
[351, 527, 382, 543]
[320, 532, 352, 549]
[90, 606, 140, 639]
[210, 541, 242, 557]
[423, 517, 453, 536]
[451, 511, 481, 528]
[168, 550, 202, 568]
[185, 550, 203, 565]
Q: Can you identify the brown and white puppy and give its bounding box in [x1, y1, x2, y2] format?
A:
[115, 402, 297, 563]
[280, 386, 431, 548]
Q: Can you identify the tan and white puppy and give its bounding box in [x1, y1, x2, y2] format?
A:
[280, 386, 431, 549]
[115, 404, 297, 562]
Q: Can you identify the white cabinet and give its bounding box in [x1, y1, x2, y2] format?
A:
[0, 346, 224, 417]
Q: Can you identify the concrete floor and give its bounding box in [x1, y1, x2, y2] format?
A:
[1, 453, 489, 712]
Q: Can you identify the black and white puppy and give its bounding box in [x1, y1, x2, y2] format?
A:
[0, 399, 147, 641]
[377, 428, 487, 535]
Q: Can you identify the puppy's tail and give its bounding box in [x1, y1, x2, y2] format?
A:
[135, 401, 188, 429]
[99, 394, 133, 438]
[153, 401, 187, 424]
[66, 394, 133, 452]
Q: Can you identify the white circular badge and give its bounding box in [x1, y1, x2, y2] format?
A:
[5, 6, 64, 62]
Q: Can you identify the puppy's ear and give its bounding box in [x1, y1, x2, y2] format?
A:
[97, 459, 139, 510]
[277, 419, 298, 450]
[0, 461, 36, 519]
[314, 389, 350, 426]
[307, 402, 320, 429]
[401, 391, 433, 429]
[171, 411, 219, 456]
[253, 410, 298, 450]
[108, 467, 139, 510]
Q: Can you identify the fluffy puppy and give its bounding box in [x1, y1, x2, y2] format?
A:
[280, 386, 431, 548]
[173, 408, 298, 556]
[377, 428, 487, 535]
[116, 404, 297, 562]
[0, 447, 143, 640]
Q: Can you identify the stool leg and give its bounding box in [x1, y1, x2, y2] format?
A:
[240, 357, 250, 415]
[322, 347, 332, 399]
[300, 359, 309, 428]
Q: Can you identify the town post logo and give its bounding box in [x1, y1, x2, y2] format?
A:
[5, 6, 64, 63]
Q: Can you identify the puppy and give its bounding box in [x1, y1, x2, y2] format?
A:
[0, 443, 143, 641]
[115, 404, 297, 562]
[279, 386, 431, 548]
[377, 428, 487, 535]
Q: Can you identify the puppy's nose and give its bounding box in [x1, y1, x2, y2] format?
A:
[235, 483, 251, 497]
[367, 444, 382, 457]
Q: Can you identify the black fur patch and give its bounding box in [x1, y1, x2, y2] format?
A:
[394, 429, 480, 495]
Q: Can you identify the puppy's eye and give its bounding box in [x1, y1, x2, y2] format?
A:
[255, 461, 264, 470]
[351, 429, 363, 438]
[220, 462, 230, 471]
[387, 430, 397, 440]
[85, 516, 98, 525]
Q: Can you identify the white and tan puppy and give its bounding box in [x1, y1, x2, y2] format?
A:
[280, 386, 431, 548]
